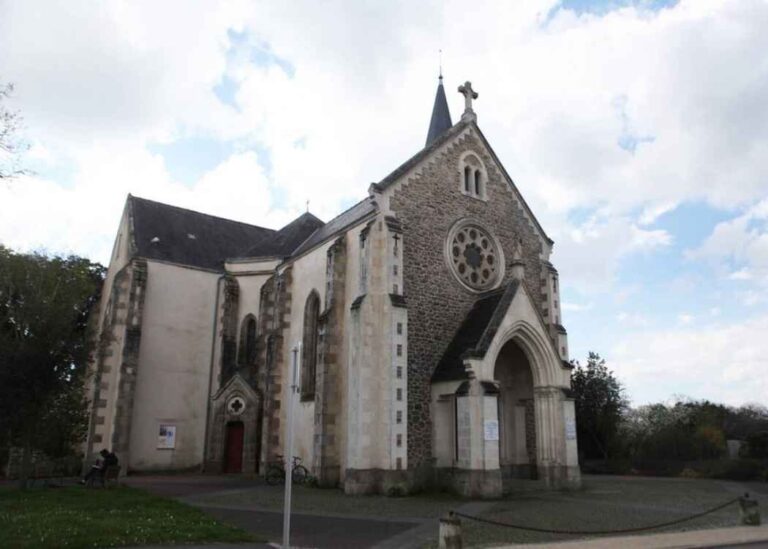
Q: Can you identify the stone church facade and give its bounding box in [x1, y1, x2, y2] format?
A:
[85, 78, 580, 497]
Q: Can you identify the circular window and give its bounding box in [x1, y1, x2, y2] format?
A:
[446, 220, 504, 291]
[227, 396, 246, 415]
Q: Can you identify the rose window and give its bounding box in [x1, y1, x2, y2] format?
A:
[449, 224, 501, 290]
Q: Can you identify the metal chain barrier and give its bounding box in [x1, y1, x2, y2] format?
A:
[453, 495, 746, 535]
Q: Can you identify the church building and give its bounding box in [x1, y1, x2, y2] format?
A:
[85, 78, 580, 497]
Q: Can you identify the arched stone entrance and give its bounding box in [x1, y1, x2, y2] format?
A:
[494, 339, 536, 480]
[430, 279, 581, 497]
[204, 374, 262, 474]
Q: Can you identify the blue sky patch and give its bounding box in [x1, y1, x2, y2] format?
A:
[214, 75, 239, 109]
[559, 0, 679, 15]
[148, 137, 236, 187]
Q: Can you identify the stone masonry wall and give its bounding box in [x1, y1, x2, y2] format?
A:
[258, 266, 293, 468]
[388, 129, 547, 468]
[110, 259, 148, 464]
[313, 236, 347, 486]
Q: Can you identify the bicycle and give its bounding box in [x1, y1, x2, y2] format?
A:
[265, 454, 309, 486]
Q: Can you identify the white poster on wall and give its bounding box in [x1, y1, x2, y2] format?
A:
[158, 424, 176, 449]
[484, 419, 499, 441]
[565, 418, 577, 440]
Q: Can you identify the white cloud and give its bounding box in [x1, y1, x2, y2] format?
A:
[562, 301, 593, 313]
[611, 314, 768, 406]
[617, 311, 649, 327]
[729, 268, 753, 281]
[0, 148, 291, 264]
[677, 313, 694, 325]
[1, 0, 766, 276]
[551, 213, 671, 291]
[688, 198, 768, 285]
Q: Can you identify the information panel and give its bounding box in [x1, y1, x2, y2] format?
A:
[157, 424, 176, 449]
[484, 419, 499, 441]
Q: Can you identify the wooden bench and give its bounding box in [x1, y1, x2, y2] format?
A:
[86, 465, 121, 488]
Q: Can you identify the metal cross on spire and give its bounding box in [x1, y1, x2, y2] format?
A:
[458, 81, 478, 122]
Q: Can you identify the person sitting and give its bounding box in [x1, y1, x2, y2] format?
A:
[80, 449, 119, 485]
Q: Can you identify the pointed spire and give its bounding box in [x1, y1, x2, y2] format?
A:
[426, 73, 453, 146]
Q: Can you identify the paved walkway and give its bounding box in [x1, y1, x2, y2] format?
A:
[123, 475, 430, 548]
[120, 475, 768, 548]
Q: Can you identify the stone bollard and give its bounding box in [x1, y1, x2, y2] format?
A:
[439, 511, 463, 549]
[739, 493, 761, 526]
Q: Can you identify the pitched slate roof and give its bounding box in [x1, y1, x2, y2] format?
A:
[291, 198, 377, 257]
[241, 212, 324, 258]
[431, 281, 521, 382]
[426, 77, 453, 146]
[129, 195, 275, 270]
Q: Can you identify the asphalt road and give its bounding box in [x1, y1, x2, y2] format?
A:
[200, 505, 420, 548]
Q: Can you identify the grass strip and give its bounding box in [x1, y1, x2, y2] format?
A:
[0, 484, 259, 548]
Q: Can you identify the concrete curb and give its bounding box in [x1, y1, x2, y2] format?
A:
[496, 525, 768, 548]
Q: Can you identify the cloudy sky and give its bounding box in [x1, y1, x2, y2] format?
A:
[1, 0, 766, 407]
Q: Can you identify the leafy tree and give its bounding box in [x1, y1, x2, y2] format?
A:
[623, 399, 731, 463]
[0, 82, 28, 180]
[570, 352, 628, 461]
[0, 246, 105, 487]
[724, 403, 768, 440]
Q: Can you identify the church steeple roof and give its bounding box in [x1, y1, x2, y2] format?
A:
[425, 75, 452, 146]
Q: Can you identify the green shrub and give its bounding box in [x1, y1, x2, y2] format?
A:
[744, 432, 768, 459]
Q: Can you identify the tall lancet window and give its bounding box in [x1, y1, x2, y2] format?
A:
[464, 166, 471, 193]
[474, 169, 482, 196]
[238, 314, 258, 367]
[301, 291, 321, 399]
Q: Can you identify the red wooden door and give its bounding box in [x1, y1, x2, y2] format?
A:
[224, 422, 244, 473]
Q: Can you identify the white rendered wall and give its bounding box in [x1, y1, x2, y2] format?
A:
[128, 260, 219, 470]
[281, 240, 333, 466]
[338, 223, 364, 477]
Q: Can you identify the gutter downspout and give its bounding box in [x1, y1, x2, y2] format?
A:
[202, 274, 225, 472]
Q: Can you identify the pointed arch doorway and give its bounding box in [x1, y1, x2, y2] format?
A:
[494, 339, 537, 480]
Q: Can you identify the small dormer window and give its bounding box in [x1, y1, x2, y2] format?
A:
[458, 151, 487, 200]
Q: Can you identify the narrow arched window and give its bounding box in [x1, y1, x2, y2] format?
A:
[301, 291, 320, 398]
[238, 314, 258, 367]
[459, 152, 487, 200]
[464, 166, 471, 193]
[245, 317, 256, 365]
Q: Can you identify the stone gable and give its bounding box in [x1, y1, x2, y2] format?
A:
[388, 129, 547, 467]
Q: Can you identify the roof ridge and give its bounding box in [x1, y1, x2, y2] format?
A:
[282, 210, 324, 228]
[376, 120, 469, 190]
[129, 195, 276, 233]
[325, 197, 371, 222]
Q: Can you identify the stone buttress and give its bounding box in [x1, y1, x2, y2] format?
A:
[345, 213, 409, 494]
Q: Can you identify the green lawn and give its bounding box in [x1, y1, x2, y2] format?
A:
[0, 485, 258, 548]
